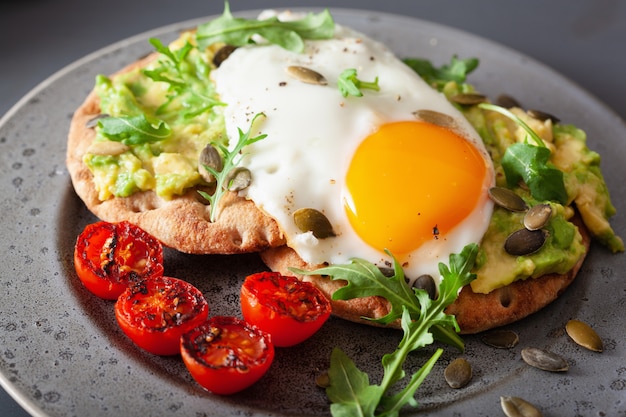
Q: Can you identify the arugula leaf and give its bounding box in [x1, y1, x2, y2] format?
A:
[479, 103, 568, 204]
[143, 38, 223, 118]
[294, 244, 478, 416]
[148, 37, 194, 81]
[97, 114, 171, 145]
[303, 251, 419, 325]
[403, 55, 478, 89]
[326, 347, 381, 417]
[196, 2, 335, 52]
[429, 323, 465, 352]
[501, 144, 568, 204]
[338, 68, 380, 97]
[379, 345, 442, 416]
[198, 113, 267, 222]
[292, 248, 468, 349]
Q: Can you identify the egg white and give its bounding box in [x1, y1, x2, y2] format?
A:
[212, 15, 494, 282]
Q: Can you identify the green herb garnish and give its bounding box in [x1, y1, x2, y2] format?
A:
[293, 244, 478, 416]
[337, 68, 380, 97]
[196, 2, 335, 53]
[479, 103, 568, 204]
[144, 38, 223, 118]
[403, 56, 478, 90]
[97, 114, 171, 145]
[198, 113, 267, 222]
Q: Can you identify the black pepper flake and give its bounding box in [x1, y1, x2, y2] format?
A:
[279, 81, 287, 87]
[432, 225, 439, 240]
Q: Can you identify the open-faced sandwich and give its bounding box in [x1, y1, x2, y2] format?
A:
[66, 6, 623, 337]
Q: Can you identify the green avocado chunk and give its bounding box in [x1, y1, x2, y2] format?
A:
[551, 124, 624, 252]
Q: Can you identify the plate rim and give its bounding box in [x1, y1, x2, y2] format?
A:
[1, 7, 624, 417]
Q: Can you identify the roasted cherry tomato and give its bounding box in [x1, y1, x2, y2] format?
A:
[115, 276, 209, 356]
[74, 220, 164, 300]
[240, 271, 332, 347]
[180, 316, 274, 395]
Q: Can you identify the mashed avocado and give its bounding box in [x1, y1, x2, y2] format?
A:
[456, 95, 623, 293]
[84, 32, 225, 200]
[471, 196, 586, 293]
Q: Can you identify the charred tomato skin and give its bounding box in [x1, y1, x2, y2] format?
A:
[115, 276, 209, 356]
[240, 271, 332, 347]
[180, 316, 274, 395]
[74, 220, 164, 300]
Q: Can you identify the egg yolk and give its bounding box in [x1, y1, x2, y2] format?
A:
[343, 120, 488, 255]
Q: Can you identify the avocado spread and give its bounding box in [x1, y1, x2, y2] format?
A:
[83, 33, 623, 295]
[84, 32, 225, 201]
[456, 95, 623, 293]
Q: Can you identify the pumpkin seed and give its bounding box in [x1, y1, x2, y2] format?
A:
[488, 187, 528, 212]
[85, 113, 110, 128]
[565, 319, 603, 352]
[198, 144, 223, 184]
[213, 44, 237, 67]
[315, 371, 330, 388]
[521, 347, 568, 372]
[495, 94, 521, 109]
[224, 167, 252, 191]
[504, 229, 547, 256]
[523, 204, 552, 231]
[293, 208, 336, 239]
[412, 274, 437, 300]
[412, 109, 456, 128]
[450, 93, 487, 106]
[444, 358, 472, 389]
[481, 329, 519, 349]
[378, 267, 395, 277]
[286, 65, 328, 85]
[500, 396, 543, 417]
[528, 109, 560, 124]
[86, 140, 129, 156]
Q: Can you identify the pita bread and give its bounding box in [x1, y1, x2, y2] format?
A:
[66, 55, 285, 254]
[260, 215, 590, 334]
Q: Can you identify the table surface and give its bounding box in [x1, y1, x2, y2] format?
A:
[1, 0, 624, 415]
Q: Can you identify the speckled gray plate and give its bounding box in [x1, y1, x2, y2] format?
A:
[1, 8, 625, 417]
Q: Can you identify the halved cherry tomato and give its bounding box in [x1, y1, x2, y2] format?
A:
[74, 221, 164, 300]
[240, 271, 332, 347]
[115, 276, 209, 356]
[180, 316, 274, 395]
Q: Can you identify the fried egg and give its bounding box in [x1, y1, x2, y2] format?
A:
[212, 14, 495, 282]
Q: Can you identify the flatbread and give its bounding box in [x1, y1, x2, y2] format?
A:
[68, 51, 592, 334]
[66, 55, 285, 254]
[260, 215, 590, 334]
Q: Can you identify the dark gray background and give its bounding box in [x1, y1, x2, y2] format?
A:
[1, 0, 624, 415]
